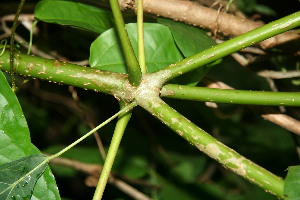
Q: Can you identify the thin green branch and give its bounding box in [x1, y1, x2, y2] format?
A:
[138, 97, 284, 198]
[161, 84, 300, 106]
[109, 0, 142, 86]
[27, 20, 38, 55]
[0, 51, 127, 95]
[47, 102, 136, 161]
[161, 11, 300, 82]
[10, 0, 26, 91]
[93, 101, 132, 200]
[5, 103, 136, 199]
[137, 0, 147, 74]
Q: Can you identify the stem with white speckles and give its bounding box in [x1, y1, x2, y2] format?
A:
[139, 96, 285, 198]
[161, 84, 300, 107]
[0, 50, 127, 95]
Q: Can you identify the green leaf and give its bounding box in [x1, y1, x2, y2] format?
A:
[34, 0, 113, 33]
[158, 18, 218, 85]
[157, 18, 216, 58]
[0, 155, 47, 200]
[0, 71, 60, 199]
[89, 23, 184, 73]
[284, 166, 300, 200]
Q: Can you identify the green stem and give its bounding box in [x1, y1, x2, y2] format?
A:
[27, 20, 38, 55]
[137, 0, 146, 74]
[161, 84, 300, 106]
[109, 0, 142, 86]
[138, 97, 284, 198]
[47, 102, 136, 161]
[3, 103, 136, 198]
[10, 0, 26, 91]
[161, 11, 300, 82]
[0, 51, 127, 95]
[92, 101, 132, 200]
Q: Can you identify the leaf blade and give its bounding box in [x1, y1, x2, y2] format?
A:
[89, 23, 184, 73]
[0, 71, 61, 200]
[158, 18, 218, 85]
[0, 155, 47, 200]
[284, 165, 300, 200]
[34, 0, 113, 33]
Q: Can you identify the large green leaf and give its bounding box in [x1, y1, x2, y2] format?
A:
[0, 71, 60, 199]
[284, 166, 300, 200]
[89, 23, 184, 73]
[158, 18, 219, 85]
[0, 155, 47, 200]
[34, 0, 113, 33]
[157, 18, 217, 57]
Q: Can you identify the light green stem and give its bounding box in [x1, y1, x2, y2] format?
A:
[27, 20, 38, 55]
[92, 101, 133, 200]
[161, 84, 300, 106]
[137, 0, 146, 74]
[47, 102, 136, 161]
[139, 97, 284, 198]
[109, 0, 142, 86]
[161, 11, 300, 82]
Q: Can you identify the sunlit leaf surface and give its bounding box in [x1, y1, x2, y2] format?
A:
[35, 0, 113, 33]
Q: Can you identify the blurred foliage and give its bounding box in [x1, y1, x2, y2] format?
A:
[0, 0, 299, 199]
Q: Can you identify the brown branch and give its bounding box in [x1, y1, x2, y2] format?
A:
[120, 0, 299, 49]
[204, 78, 300, 136]
[48, 156, 152, 200]
[258, 70, 300, 79]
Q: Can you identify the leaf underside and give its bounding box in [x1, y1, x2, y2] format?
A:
[0, 155, 47, 200]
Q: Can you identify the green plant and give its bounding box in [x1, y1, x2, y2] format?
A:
[0, 0, 300, 199]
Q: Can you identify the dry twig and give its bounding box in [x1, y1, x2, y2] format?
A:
[48, 156, 152, 200]
[119, 0, 299, 49]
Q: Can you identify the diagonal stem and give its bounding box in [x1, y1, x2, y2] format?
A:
[160, 11, 300, 82]
[92, 101, 133, 200]
[138, 96, 285, 198]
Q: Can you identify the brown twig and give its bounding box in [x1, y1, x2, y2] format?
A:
[120, 0, 299, 49]
[258, 70, 300, 79]
[68, 86, 107, 160]
[48, 156, 152, 200]
[1, 14, 55, 59]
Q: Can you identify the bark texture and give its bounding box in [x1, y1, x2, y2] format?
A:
[120, 0, 299, 49]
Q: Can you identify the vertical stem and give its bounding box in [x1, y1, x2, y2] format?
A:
[27, 20, 38, 55]
[10, 0, 26, 91]
[92, 101, 132, 200]
[109, 0, 142, 86]
[137, 0, 147, 74]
